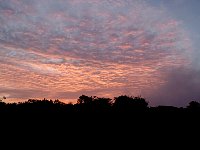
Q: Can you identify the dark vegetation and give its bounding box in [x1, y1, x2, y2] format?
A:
[0, 95, 200, 114]
[1, 95, 200, 137]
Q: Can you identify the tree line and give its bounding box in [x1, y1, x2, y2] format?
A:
[0, 95, 200, 113]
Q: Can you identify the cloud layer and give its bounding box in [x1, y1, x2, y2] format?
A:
[0, 0, 194, 105]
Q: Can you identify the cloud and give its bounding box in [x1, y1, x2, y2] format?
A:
[0, 0, 193, 105]
[149, 67, 200, 106]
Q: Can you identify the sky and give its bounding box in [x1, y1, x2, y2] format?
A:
[0, 0, 200, 106]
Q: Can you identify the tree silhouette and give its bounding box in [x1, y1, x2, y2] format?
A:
[187, 101, 200, 110]
[92, 97, 112, 112]
[113, 95, 148, 112]
[77, 95, 93, 104]
[0, 95, 200, 114]
[76, 95, 112, 112]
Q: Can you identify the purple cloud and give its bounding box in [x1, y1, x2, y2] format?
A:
[0, 0, 195, 106]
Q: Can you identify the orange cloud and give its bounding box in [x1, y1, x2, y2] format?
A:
[0, 0, 192, 104]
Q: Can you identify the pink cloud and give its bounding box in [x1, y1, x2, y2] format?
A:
[0, 0, 193, 105]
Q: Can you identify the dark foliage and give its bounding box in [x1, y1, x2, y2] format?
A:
[0, 95, 200, 114]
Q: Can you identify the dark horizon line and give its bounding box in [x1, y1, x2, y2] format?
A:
[1, 94, 200, 109]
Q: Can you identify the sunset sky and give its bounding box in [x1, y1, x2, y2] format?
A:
[0, 0, 200, 106]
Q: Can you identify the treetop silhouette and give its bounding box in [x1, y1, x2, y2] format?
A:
[0, 95, 199, 113]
